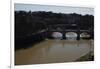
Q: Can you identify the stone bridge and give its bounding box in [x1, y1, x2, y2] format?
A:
[47, 29, 91, 40]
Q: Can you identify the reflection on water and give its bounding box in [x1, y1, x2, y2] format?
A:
[15, 40, 94, 65]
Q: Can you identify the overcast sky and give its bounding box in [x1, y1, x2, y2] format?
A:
[15, 3, 94, 15]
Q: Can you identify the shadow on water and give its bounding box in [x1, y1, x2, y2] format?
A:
[15, 39, 45, 51]
[15, 33, 46, 51]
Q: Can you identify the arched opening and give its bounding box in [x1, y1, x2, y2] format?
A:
[65, 32, 77, 40]
[80, 32, 90, 39]
[52, 32, 63, 39]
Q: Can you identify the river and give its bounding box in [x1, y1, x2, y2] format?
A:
[15, 39, 94, 65]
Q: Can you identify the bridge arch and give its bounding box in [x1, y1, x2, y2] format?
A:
[80, 32, 90, 39]
[51, 32, 63, 39]
[65, 32, 77, 40]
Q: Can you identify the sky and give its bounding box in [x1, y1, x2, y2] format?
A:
[15, 3, 94, 15]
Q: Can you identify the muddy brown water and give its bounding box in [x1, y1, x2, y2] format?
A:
[15, 39, 94, 65]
